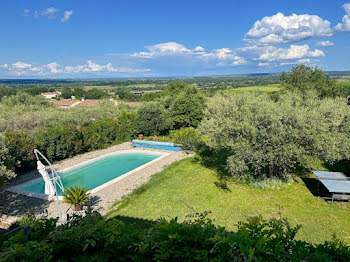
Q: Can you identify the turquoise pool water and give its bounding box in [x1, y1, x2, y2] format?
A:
[20, 152, 161, 196]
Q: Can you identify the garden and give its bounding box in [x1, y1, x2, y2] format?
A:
[0, 65, 350, 260]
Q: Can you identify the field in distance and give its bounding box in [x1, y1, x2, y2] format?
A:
[229, 84, 281, 92]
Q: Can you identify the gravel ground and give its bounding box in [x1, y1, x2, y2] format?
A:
[0, 142, 190, 228]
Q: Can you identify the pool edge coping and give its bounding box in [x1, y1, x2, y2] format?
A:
[7, 149, 171, 201]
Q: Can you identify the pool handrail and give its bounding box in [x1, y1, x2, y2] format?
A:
[34, 149, 64, 221]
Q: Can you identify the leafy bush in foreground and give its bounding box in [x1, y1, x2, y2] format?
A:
[199, 91, 350, 182]
[0, 134, 16, 187]
[1, 212, 349, 261]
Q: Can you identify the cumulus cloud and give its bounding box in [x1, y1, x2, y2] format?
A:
[316, 40, 334, 46]
[256, 44, 324, 62]
[244, 12, 333, 45]
[1, 60, 150, 76]
[47, 62, 62, 73]
[61, 10, 74, 22]
[41, 7, 59, 19]
[12, 61, 32, 69]
[334, 3, 350, 32]
[132, 42, 191, 58]
[131, 42, 246, 66]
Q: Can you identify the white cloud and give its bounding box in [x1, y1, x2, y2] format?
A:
[132, 42, 192, 58]
[131, 42, 246, 66]
[255, 44, 324, 62]
[12, 61, 32, 69]
[334, 3, 350, 32]
[34, 11, 39, 19]
[193, 46, 205, 53]
[298, 58, 311, 63]
[316, 40, 334, 46]
[1, 60, 150, 76]
[46, 62, 62, 73]
[61, 10, 74, 22]
[258, 62, 269, 67]
[244, 12, 333, 45]
[22, 9, 30, 17]
[64, 65, 85, 73]
[42, 7, 59, 19]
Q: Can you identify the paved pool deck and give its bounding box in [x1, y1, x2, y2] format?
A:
[0, 142, 191, 228]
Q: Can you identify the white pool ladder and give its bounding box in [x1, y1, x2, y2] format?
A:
[34, 149, 64, 221]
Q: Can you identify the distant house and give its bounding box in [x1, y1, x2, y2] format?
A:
[130, 91, 143, 96]
[41, 92, 59, 99]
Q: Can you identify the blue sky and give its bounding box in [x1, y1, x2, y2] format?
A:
[0, 0, 350, 78]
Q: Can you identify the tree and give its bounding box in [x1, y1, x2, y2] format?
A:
[170, 85, 205, 129]
[137, 102, 172, 136]
[2, 92, 50, 107]
[0, 134, 16, 187]
[199, 92, 350, 182]
[61, 87, 73, 99]
[116, 111, 139, 142]
[281, 65, 337, 97]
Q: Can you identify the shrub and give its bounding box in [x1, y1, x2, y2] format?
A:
[199, 92, 350, 182]
[137, 102, 172, 136]
[81, 119, 118, 151]
[37, 125, 84, 161]
[116, 111, 139, 142]
[62, 186, 90, 211]
[0, 133, 16, 187]
[4, 132, 37, 172]
[171, 127, 202, 151]
[1, 212, 349, 261]
[1, 92, 51, 107]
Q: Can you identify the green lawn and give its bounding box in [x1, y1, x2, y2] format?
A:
[109, 158, 350, 245]
[229, 84, 281, 92]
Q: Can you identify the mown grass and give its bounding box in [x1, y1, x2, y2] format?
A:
[108, 158, 350, 245]
[229, 84, 282, 92]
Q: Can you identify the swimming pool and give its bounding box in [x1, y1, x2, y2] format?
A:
[9, 150, 167, 199]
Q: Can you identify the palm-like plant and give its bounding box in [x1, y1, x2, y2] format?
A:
[62, 186, 90, 211]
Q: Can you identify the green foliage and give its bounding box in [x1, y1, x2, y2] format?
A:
[1, 212, 349, 261]
[116, 111, 139, 142]
[60, 87, 73, 99]
[37, 125, 84, 161]
[169, 85, 206, 129]
[0, 133, 16, 187]
[61, 87, 109, 100]
[281, 65, 338, 97]
[81, 119, 118, 151]
[137, 101, 172, 136]
[1, 92, 51, 107]
[4, 132, 37, 172]
[199, 91, 350, 182]
[171, 127, 202, 151]
[62, 186, 90, 210]
[0, 88, 16, 101]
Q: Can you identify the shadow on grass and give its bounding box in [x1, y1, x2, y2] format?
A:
[300, 177, 329, 198]
[113, 215, 156, 231]
[196, 146, 231, 179]
[324, 160, 350, 176]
